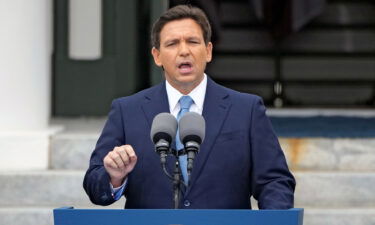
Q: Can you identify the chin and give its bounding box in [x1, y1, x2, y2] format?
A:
[177, 76, 199, 84]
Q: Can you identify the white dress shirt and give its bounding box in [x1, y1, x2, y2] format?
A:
[166, 74, 207, 117]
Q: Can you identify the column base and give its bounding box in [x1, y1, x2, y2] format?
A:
[0, 126, 63, 171]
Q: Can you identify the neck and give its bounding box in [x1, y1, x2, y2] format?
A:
[168, 76, 204, 95]
[178, 86, 194, 95]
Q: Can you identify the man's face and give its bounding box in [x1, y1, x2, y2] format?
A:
[152, 18, 213, 93]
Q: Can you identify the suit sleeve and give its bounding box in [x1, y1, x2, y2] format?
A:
[83, 99, 126, 206]
[250, 97, 296, 209]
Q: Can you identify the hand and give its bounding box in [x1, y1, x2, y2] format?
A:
[103, 145, 137, 188]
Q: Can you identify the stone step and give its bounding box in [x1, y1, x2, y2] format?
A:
[304, 208, 375, 225]
[50, 118, 105, 170]
[207, 56, 275, 81]
[1, 171, 375, 208]
[0, 207, 52, 225]
[0, 205, 125, 225]
[50, 125, 375, 171]
[280, 30, 375, 53]
[219, 1, 375, 27]
[281, 57, 375, 82]
[50, 133, 97, 170]
[0, 170, 125, 208]
[209, 56, 375, 83]
[280, 138, 375, 171]
[214, 28, 375, 53]
[314, 2, 375, 26]
[294, 172, 375, 208]
[1, 207, 374, 225]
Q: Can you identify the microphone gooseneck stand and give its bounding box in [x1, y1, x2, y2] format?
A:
[173, 161, 181, 209]
[159, 148, 187, 209]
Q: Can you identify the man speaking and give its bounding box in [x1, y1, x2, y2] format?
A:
[83, 5, 295, 209]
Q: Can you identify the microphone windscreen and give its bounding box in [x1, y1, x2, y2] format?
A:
[150, 113, 178, 144]
[179, 112, 205, 144]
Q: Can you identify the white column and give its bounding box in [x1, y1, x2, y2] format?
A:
[0, 0, 57, 170]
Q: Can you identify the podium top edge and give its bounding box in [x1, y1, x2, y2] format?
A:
[54, 207, 304, 212]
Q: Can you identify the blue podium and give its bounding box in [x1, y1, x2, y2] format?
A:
[54, 207, 303, 225]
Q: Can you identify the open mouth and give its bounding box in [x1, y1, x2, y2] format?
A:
[178, 62, 193, 74]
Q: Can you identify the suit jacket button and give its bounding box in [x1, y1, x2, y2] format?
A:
[184, 200, 190, 207]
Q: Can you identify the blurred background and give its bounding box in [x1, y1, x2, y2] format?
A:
[0, 0, 374, 224]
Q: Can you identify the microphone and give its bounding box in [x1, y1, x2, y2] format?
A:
[150, 113, 178, 165]
[178, 112, 205, 179]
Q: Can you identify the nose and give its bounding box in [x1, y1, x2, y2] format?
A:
[178, 42, 190, 57]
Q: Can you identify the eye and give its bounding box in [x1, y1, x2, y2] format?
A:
[189, 40, 200, 44]
[164, 40, 177, 47]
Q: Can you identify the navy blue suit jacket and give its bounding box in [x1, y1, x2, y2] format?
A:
[83, 77, 295, 209]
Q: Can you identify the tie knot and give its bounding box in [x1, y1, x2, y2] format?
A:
[179, 95, 193, 110]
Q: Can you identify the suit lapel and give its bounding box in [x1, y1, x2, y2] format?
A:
[141, 82, 170, 126]
[186, 78, 231, 195]
[141, 82, 177, 175]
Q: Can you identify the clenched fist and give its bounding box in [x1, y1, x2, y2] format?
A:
[103, 145, 137, 187]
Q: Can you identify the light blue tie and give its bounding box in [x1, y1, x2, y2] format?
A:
[175, 95, 194, 185]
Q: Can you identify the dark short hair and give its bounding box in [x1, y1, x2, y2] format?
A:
[151, 5, 212, 49]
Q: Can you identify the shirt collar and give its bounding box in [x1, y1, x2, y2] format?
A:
[166, 74, 207, 112]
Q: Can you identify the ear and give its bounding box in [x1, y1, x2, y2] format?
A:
[205, 42, 213, 63]
[151, 47, 163, 67]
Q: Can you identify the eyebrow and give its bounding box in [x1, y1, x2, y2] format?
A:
[163, 36, 202, 45]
